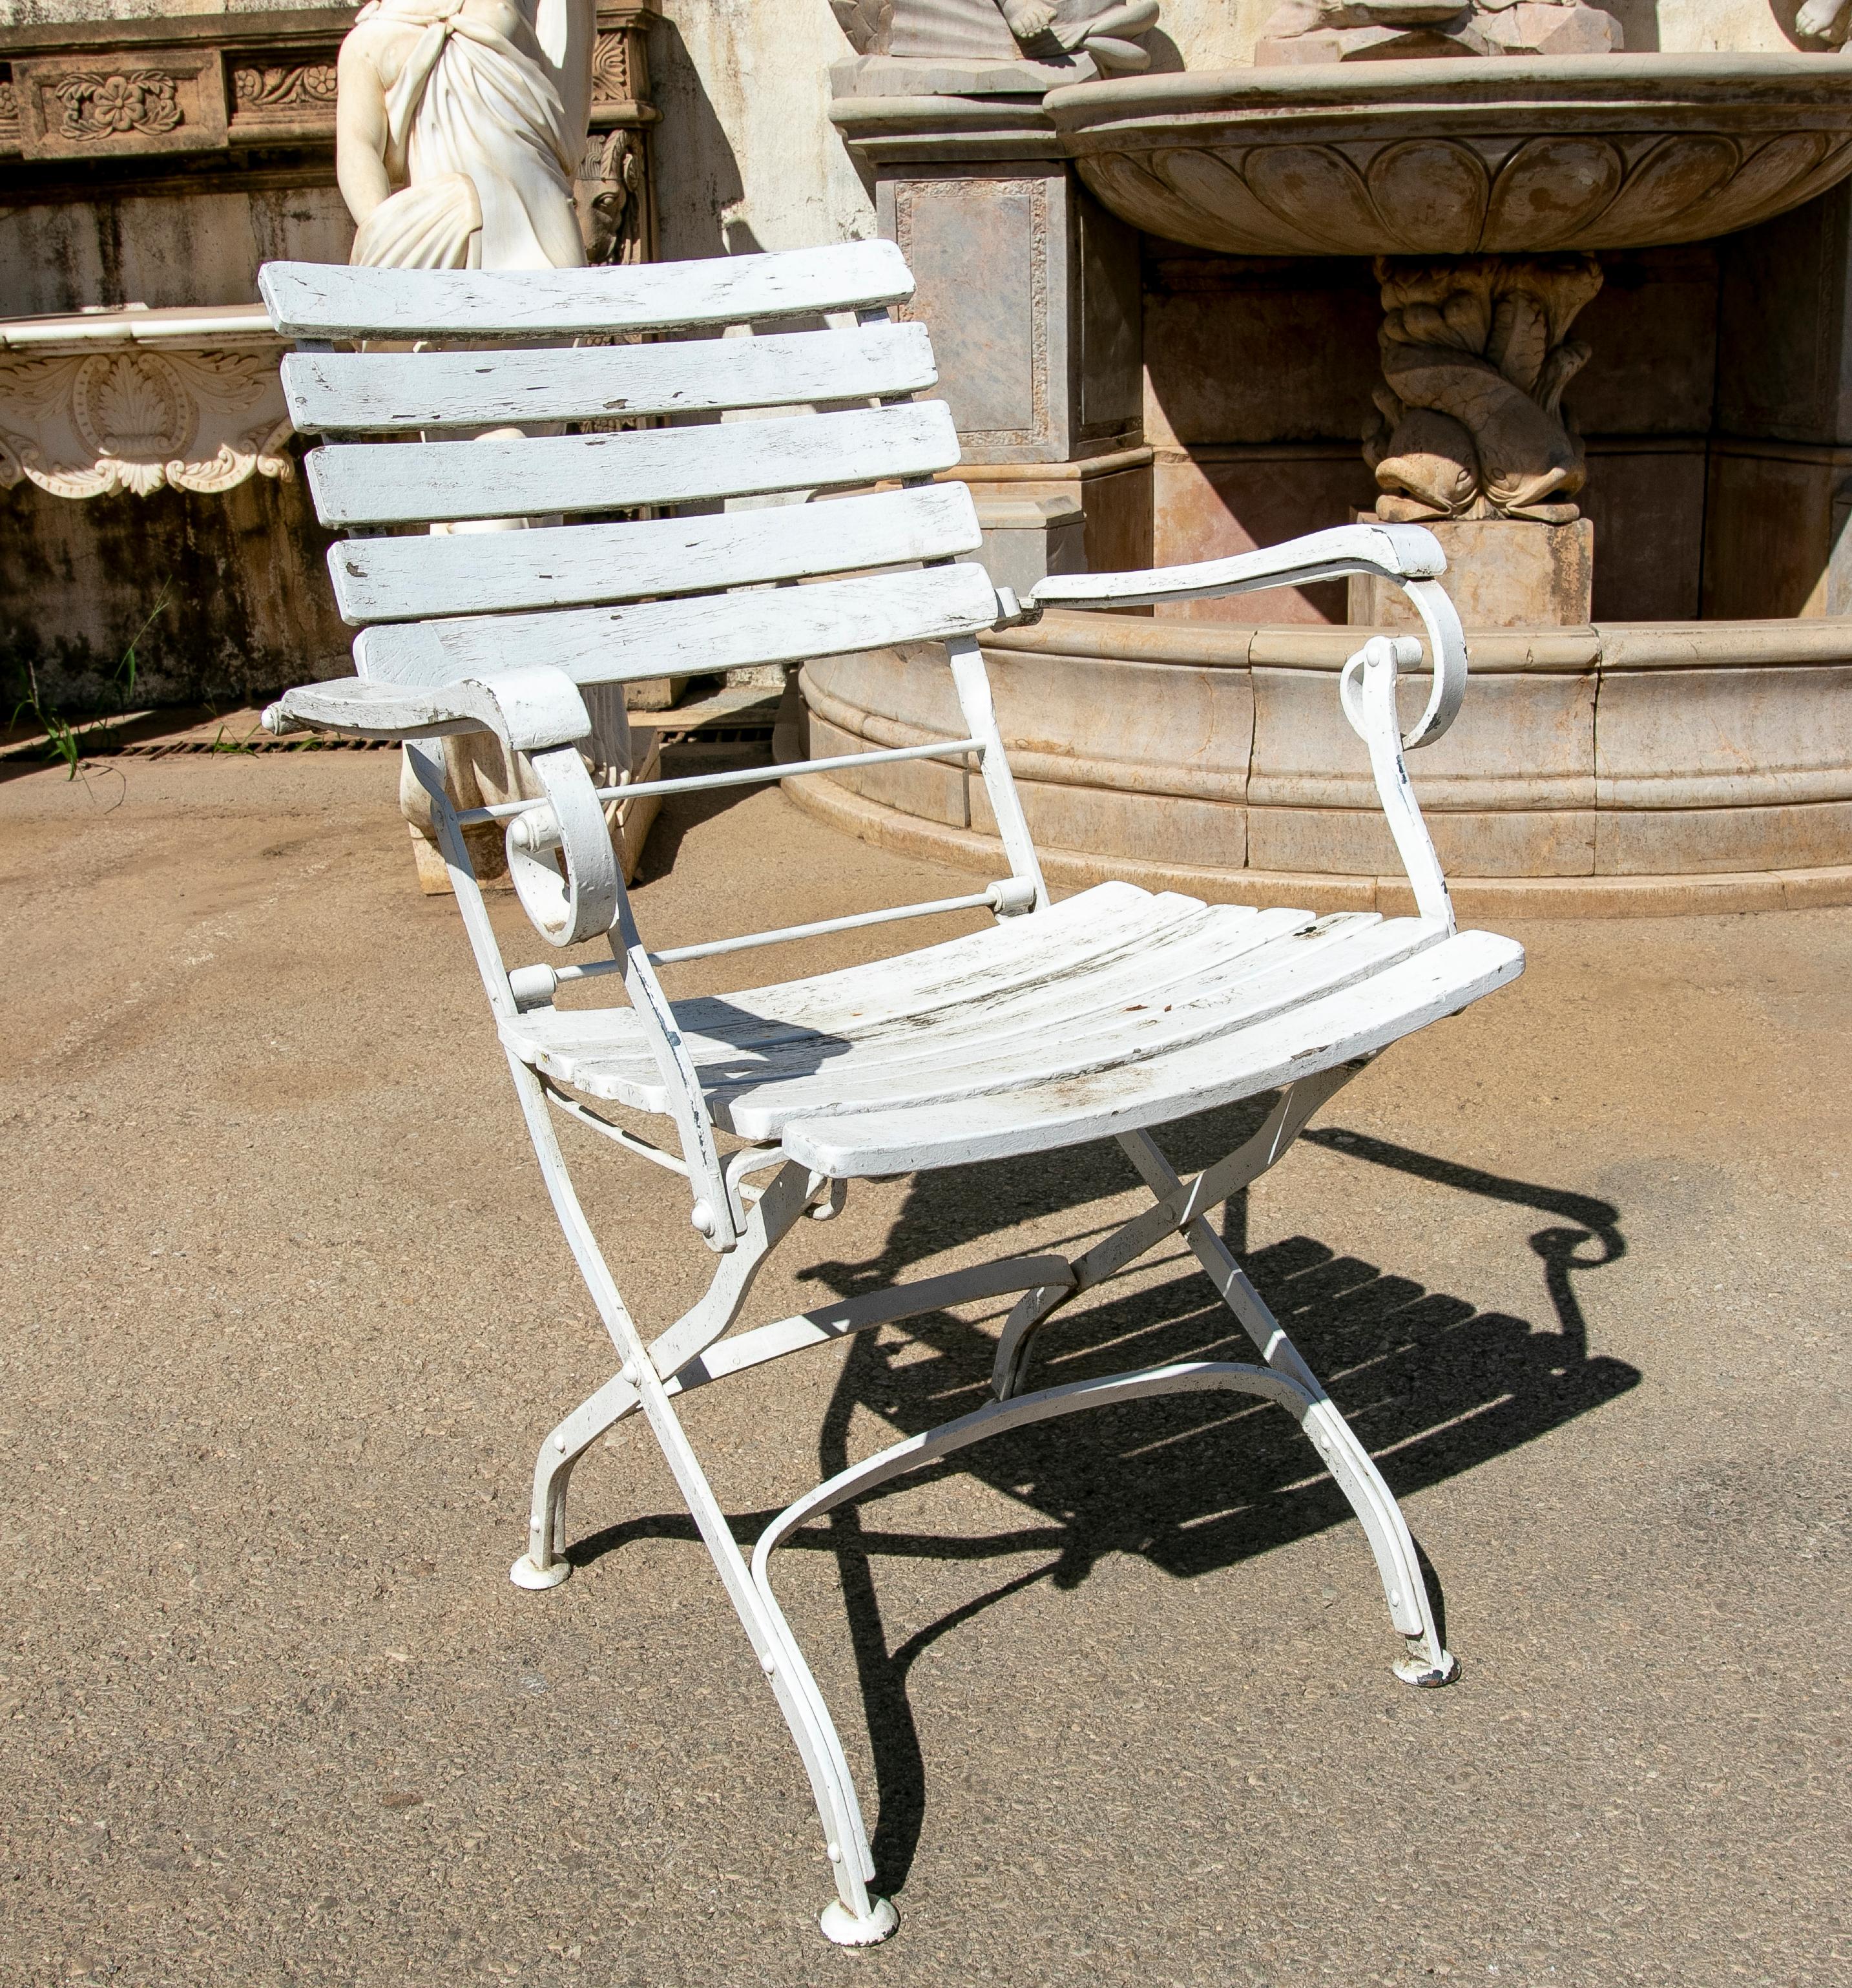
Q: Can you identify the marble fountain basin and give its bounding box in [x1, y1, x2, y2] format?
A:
[791, 56, 1852, 914]
[1042, 54, 1852, 258]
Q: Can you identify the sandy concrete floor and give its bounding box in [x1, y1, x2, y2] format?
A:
[1, 750, 1847, 1988]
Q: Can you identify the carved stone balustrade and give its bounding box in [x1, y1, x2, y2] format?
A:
[0, 306, 291, 501]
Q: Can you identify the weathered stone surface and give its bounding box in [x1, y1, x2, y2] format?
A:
[1717, 178, 1852, 449]
[1579, 441, 1706, 622]
[877, 162, 1141, 466]
[1046, 58, 1852, 260]
[1702, 442, 1852, 621]
[1142, 249, 1380, 450]
[1349, 515, 1594, 628]
[1154, 446, 1375, 623]
[795, 611, 1852, 912]
[1568, 245, 1718, 438]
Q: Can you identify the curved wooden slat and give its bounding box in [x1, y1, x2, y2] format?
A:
[306, 401, 962, 526]
[353, 560, 1002, 687]
[282, 320, 938, 433]
[259, 241, 914, 339]
[328, 484, 982, 625]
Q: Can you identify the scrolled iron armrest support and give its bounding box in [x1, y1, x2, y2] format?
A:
[1028, 521, 1466, 931]
[1027, 522, 1468, 751]
[261, 669, 619, 947]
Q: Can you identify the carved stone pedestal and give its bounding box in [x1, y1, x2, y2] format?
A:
[1349, 513, 1594, 628]
[833, 104, 1151, 591]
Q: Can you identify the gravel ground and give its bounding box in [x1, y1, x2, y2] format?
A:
[2, 750, 1847, 1988]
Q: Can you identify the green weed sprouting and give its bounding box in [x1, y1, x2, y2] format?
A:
[7, 577, 174, 784]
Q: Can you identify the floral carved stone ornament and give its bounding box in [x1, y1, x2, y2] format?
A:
[52, 70, 183, 140]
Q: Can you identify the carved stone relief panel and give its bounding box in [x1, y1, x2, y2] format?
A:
[231, 61, 339, 134]
[11, 50, 228, 161]
[0, 321, 293, 499]
[892, 174, 1052, 452]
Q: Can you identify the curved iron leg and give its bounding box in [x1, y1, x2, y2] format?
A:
[510, 1370, 641, 1589]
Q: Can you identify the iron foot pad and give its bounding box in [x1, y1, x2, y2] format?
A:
[509, 1553, 572, 1591]
[819, 1898, 899, 1946]
[1393, 1645, 1460, 1688]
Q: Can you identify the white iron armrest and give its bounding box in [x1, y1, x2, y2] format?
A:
[266, 668, 619, 948]
[260, 667, 591, 754]
[1029, 522, 1468, 751]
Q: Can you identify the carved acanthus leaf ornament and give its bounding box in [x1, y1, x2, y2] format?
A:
[0, 347, 294, 500]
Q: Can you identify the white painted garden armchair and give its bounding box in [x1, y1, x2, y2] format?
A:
[256, 239, 1523, 1945]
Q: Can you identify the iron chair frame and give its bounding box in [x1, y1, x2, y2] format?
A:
[256, 241, 1517, 1945]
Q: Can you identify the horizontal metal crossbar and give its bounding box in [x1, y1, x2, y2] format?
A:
[506, 879, 1034, 1003]
[672, 1253, 1079, 1392]
[453, 735, 984, 826]
[652, 882, 1029, 965]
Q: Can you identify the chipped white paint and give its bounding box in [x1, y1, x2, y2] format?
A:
[256, 241, 1522, 1948]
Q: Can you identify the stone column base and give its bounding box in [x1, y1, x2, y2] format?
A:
[1348, 514, 1594, 630]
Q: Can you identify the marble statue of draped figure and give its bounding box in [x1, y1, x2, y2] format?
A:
[335, 0, 636, 892]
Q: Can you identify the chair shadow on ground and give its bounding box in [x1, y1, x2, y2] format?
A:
[574, 1096, 1638, 1900]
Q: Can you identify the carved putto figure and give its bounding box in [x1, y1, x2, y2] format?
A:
[831, 0, 1160, 78]
[1255, 0, 1621, 63]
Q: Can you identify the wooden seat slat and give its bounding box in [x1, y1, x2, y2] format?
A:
[306, 401, 962, 526]
[515, 884, 1202, 1073]
[282, 321, 937, 434]
[328, 485, 982, 625]
[258, 240, 914, 339]
[353, 562, 1001, 687]
[501, 888, 1455, 1136]
[778, 930, 1526, 1175]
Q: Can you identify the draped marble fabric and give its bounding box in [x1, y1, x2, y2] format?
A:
[335, 0, 634, 883]
[346, 0, 583, 271]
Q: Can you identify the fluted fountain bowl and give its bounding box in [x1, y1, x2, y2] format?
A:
[1043, 54, 1852, 258]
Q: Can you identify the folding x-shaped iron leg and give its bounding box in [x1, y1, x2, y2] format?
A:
[501, 1051, 1458, 1944]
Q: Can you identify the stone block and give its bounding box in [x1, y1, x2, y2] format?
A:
[1570, 245, 1719, 438]
[1349, 516, 1594, 630]
[878, 163, 1140, 466]
[1595, 799, 1852, 876]
[0, 187, 354, 317]
[1701, 444, 1852, 620]
[973, 492, 1087, 597]
[1153, 447, 1377, 623]
[1004, 781, 1249, 870]
[1580, 443, 1706, 622]
[1248, 804, 1598, 879]
[1593, 665, 1852, 812]
[1717, 176, 1852, 448]
[1142, 249, 1380, 449]
[1079, 460, 1155, 579]
[1249, 664, 1597, 815]
[0, 467, 349, 708]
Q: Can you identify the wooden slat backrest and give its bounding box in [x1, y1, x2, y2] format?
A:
[260, 239, 915, 338]
[282, 320, 937, 432]
[260, 244, 1004, 691]
[329, 485, 983, 623]
[262, 242, 1046, 1255]
[304, 403, 963, 528]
